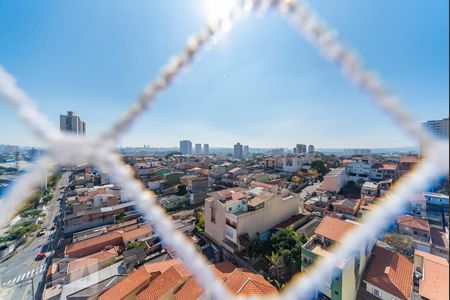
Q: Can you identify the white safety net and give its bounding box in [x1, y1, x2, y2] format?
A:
[0, 0, 448, 299]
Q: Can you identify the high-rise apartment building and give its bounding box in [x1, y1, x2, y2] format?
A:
[60, 111, 86, 135]
[243, 145, 250, 157]
[233, 142, 243, 159]
[422, 118, 449, 139]
[179, 140, 192, 155]
[195, 143, 202, 154]
[308, 145, 315, 153]
[420, 117, 449, 157]
[203, 144, 210, 154]
[294, 144, 307, 154]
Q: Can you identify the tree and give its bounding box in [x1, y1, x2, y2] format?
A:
[195, 214, 205, 233]
[300, 234, 308, 244]
[382, 233, 414, 256]
[177, 184, 187, 196]
[339, 180, 362, 198]
[165, 151, 182, 159]
[270, 227, 299, 254]
[291, 176, 302, 183]
[311, 160, 327, 177]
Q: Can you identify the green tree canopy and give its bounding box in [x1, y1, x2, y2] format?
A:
[311, 160, 327, 177]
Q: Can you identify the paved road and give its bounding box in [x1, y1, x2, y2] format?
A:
[0, 171, 70, 300]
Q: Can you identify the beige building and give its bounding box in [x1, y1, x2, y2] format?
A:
[317, 168, 347, 193]
[205, 186, 300, 253]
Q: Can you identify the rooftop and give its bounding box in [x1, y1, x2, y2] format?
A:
[397, 215, 430, 232]
[415, 250, 449, 300]
[364, 246, 413, 300]
[68, 247, 118, 273]
[314, 216, 359, 243]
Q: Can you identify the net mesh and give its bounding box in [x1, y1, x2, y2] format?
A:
[0, 0, 448, 299]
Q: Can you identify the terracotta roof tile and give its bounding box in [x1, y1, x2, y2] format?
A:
[397, 215, 430, 232]
[103, 259, 277, 300]
[174, 278, 205, 300]
[98, 266, 152, 300]
[136, 264, 190, 300]
[65, 231, 122, 256]
[122, 224, 152, 243]
[224, 269, 277, 296]
[314, 216, 358, 243]
[68, 247, 118, 273]
[365, 246, 413, 299]
[415, 250, 449, 300]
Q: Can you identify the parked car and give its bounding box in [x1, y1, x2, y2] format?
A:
[37, 229, 46, 237]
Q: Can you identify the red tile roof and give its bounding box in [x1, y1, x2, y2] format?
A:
[65, 224, 151, 258]
[397, 215, 430, 232]
[65, 231, 123, 257]
[365, 246, 413, 299]
[174, 278, 205, 300]
[122, 224, 152, 243]
[105, 259, 277, 300]
[99, 266, 152, 300]
[68, 247, 118, 273]
[314, 216, 358, 243]
[415, 250, 449, 300]
[98, 259, 181, 300]
[136, 264, 191, 300]
[224, 269, 277, 296]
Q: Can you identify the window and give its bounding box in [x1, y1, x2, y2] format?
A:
[372, 288, 380, 297]
[228, 207, 232, 212]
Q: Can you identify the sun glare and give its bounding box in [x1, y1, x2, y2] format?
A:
[202, 0, 238, 23]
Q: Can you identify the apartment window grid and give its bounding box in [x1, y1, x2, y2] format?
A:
[0, 0, 448, 299]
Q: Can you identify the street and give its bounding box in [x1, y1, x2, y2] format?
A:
[0, 171, 70, 300]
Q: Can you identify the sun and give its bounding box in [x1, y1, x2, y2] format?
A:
[202, 0, 238, 23]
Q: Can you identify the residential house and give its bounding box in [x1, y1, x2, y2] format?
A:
[412, 250, 449, 300]
[301, 216, 375, 300]
[370, 163, 399, 182]
[64, 224, 152, 258]
[399, 156, 419, 175]
[332, 199, 361, 219]
[429, 227, 449, 259]
[99, 259, 277, 300]
[397, 216, 430, 242]
[205, 186, 300, 253]
[228, 167, 249, 178]
[361, 182, 379, 198]
[363, 245, 413, 300]
[317, 168, 347, 193]
[282, 154, 311, 172]
[347, 157, 373, 182]
[187, 177, 210, 205]
[66, 247, 119, 283]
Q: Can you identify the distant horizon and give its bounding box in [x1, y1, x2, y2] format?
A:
[1, 142, 419, 152]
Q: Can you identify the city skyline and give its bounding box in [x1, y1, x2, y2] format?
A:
[0, 0, 448, 148]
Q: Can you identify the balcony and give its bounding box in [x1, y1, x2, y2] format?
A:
[224, 224, 238, 244]
[303, 235, 333, 257]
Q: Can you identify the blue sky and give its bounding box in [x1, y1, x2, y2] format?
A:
[0, 0, 448, 148]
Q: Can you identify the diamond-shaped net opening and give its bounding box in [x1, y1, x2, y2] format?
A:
[0, 1, 448, 299]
